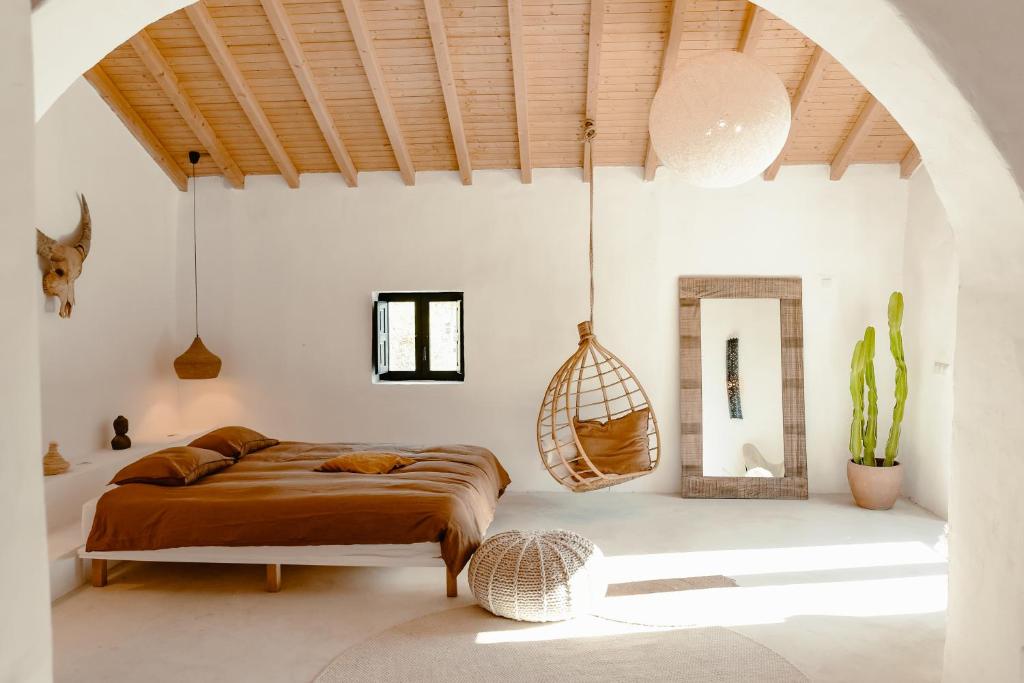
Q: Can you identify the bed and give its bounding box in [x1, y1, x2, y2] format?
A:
[78, 441, 510, 595]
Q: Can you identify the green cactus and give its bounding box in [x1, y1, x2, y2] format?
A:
[884, 292, 908, 466]
[862, 326, 878, 465]
[849, 338, 866, 465]
[848, 293, 908, 468]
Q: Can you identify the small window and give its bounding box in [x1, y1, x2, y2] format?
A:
[373, 292, 464, 382]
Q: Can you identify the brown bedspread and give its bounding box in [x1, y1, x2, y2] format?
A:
[86, 442, 511, 574]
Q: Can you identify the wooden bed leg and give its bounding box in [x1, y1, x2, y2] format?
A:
[446, 568, 458, 598]
[91, 559, 108, 587]
[266, 564, 282, 593]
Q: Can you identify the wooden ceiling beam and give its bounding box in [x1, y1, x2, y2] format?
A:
[763, 45, 830, 181]
[186, 1, 299, 189]
[738, 5, 767, 55]
[423, 0, 472, 186]
[129, 29, 245, 189]
[339, 0, 416, 186]
[643, 0, 688, 182]
[507, 0, 532, 184]
[583, 0, 606, 184]
[260, 0, 358, 187]
[83, 66, 189, 192]
[900, 144, 922, 179]
[830, 95, 884, 180]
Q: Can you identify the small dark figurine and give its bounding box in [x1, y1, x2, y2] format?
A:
[111, 415, 131, 450]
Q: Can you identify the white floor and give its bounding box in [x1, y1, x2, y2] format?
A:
[51, 493, 948, 682]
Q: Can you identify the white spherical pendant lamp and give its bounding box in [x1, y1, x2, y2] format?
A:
[649, 52, 791, 188]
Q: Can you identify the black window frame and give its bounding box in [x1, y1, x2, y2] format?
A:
[373, 291, 465, 382]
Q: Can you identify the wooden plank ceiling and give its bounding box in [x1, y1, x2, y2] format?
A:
[87, 0, 921, 190]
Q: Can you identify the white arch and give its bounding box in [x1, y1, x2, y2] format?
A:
[30, 1, 1024, 679]
[754, 5, 1024, 680]
[31, 0, 192, 119]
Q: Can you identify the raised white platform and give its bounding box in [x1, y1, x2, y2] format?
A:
[45, 434, 194, 532]
[45, 434, 194, 601]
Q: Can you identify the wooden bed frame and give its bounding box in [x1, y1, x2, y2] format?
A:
[78, 498, 459, 596]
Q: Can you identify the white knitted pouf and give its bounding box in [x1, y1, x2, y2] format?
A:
[468, 529, 607, 622]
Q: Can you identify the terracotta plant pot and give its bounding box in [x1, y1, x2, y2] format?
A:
[847, 459, 903, 510]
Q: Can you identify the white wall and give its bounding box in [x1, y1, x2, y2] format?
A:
[31, 0, 191, 119]
[882, 0, 1024, 191]
[34, 78, 182, 528]
[1, 1, 52, 680]
[177, 165, 907, 495]
[900, 169, 956, 519]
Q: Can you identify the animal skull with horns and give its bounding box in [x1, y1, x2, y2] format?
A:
[37, 195, 91, 318]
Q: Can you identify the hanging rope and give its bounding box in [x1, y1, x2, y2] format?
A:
[534, 117, 662, 492]
[584, 119, 597, 327]
[191, 156, 200, 337]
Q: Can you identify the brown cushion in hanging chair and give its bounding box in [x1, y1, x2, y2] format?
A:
[573, 408, 652, 476]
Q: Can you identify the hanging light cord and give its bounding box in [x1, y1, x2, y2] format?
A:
[584, 119, 597, 327]
[191, 158, 200, 337]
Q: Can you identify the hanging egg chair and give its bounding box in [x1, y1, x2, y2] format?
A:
[535, 122, 661, 493]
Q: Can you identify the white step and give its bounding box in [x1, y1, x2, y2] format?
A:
[44, 433, 196, 600]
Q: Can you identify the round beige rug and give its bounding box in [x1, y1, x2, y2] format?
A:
[316, 606, 806, 682]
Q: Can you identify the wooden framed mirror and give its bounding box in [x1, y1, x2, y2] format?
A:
[679, 276, 807, 499]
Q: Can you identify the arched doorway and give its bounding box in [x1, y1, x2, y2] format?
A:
[750, 3, 1024, 679]
[27, 0, 1024, 679]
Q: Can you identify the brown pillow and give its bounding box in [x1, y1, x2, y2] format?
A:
[110, 447, 234, 486]
[189, 426, 278, 460]
[573, 408, 652, 475]
[315, 451, 416, 474]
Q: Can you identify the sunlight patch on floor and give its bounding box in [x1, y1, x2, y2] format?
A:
[602, 541, 945, 584]
[476, 541, 948, 645]
[474, 615, 673, 644]
[476, 574, 947, 644]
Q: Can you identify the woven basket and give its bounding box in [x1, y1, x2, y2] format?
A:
[468, 529, 607, 622]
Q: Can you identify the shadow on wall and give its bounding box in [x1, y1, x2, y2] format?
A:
[900, 169, 957, 520]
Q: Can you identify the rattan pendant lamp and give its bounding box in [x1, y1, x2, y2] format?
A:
[535, 122, 661, 492]
[174, 151, 222, 380]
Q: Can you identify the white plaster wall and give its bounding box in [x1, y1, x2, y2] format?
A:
[31, 0, 191, 119]
[0, 2, 53, 680]
[176, 166, 906, 494]
[700, 299, 785, 477]
[900, 169, 956, 519]
[881, 0, 1024, 192]
[34, 78, 182, 510]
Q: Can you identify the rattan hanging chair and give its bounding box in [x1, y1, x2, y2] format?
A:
[537, 321, 661, 492]
[534, 121, 661, 493]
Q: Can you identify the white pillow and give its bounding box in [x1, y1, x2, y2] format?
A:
[541, 437, 579, 465]
[745, 466, 774, 478]
[742, 443, 783, 478]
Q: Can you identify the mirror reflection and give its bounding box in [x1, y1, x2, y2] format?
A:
[700, 298, 785, 477]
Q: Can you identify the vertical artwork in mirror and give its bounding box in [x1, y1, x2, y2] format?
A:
[726, 338, 742, 419]
[699, 299, 785, 478]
